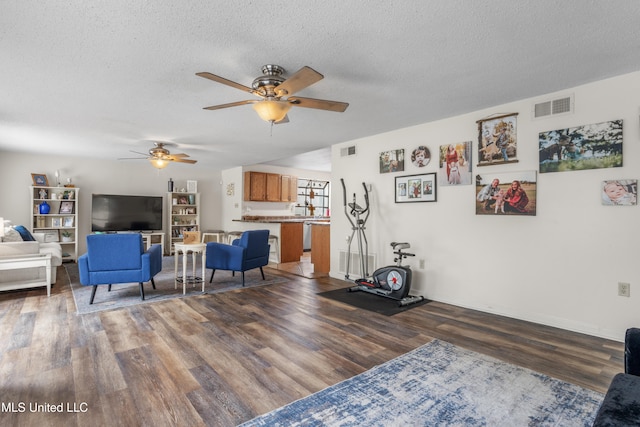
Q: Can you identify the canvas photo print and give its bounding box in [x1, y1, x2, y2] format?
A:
[379, 149, 405, 173]
[602, 179, 637, 206]
[539, 119, 623, 173]
[477, 113, 518, 166]
[439, 141, 472, 186]
[475, 171, 537, 216]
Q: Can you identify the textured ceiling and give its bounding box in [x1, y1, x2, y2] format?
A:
[1, 1, 639, 172]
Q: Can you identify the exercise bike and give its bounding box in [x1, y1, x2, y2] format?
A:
[341, 179, 424, 307]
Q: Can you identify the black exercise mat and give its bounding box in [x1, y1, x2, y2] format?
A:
[317, 287, 430, 316]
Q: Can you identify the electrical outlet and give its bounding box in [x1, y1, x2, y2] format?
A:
[618, 282, 631, 297]
[419, 259, 425, 269]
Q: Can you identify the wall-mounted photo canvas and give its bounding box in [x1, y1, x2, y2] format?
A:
[475, 171, 537, 216]
[410, 146, 431, 167]
[539, 119, 623, 173]
[379, 149, 405, 173]
[439, 141, 472, 186]
[602, 179, 637, 205]
[477, 113, 518, 166]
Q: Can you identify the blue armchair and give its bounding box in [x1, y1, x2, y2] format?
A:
[78, 234, 163, 304]
[205, 229, 270, 286]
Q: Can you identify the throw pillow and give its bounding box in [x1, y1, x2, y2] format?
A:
[13, 225, 36, 241]
[3, 228, 23, 242]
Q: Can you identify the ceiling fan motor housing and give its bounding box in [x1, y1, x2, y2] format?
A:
[252, 65, 286, 97]
[149, 143, 170, 157]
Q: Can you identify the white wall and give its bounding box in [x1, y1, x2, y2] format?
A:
[0, 153, 222, 254]
[331, 71, 640, 342]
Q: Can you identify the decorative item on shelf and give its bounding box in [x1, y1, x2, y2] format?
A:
[59, 201, 74, 214]
[188, 194, 195, 205]
[39, 188, 48, 199]
[64, 177, 75, 188]
[187, 180, 197, 193]
[55, 170, 61, 187]
[31, 173, 49, 186]
[168, 178, 174, 192]
[39, 200, 50, 214]
[51, 193, 58, 200]
[61, 230, 73, 242]
[183, 231, 200, 244]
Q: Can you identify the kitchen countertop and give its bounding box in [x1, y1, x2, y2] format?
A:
[233, 216, 330, 224]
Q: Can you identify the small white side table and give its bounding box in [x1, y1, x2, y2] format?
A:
[174, 243, 207, 295]
[0, 253, 52, 297]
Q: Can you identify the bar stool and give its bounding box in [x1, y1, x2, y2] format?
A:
[226, 231, 243, 244]
[268, 234, 279, 263]
[202, 230, 226, 244]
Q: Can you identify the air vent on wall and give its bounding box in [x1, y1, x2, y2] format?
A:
[532, 94, 574, 119]
[338, 250, 376, 277]
[340, 145, 357, 157]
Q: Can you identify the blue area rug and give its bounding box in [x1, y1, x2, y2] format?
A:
[241, 340, 604, 426]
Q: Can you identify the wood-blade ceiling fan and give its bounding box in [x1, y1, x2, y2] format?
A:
[196, 65, 349, 123]
[119, 142, 197, 169]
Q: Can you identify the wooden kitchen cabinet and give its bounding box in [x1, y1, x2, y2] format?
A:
[280, 222, 303, 263]
[265, 173, 281, 201]
[244, 171, 292, 202]
[244, 172, 281, 201]
[311, 223, 330, 273]
[280, 175, 298, 202]
[244, 171, 266, 201]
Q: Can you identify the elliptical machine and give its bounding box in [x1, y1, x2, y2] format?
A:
[341, 179, 424, 307]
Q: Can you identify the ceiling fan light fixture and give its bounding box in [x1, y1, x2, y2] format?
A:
[150, 158, 169, 169]
[252, 100, 291, 123]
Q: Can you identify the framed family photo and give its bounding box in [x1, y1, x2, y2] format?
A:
[59, 201, 75, 214]
[475, 170, 537, 216]
[539, 119, 623, 173]
[395, 173, 436, 203]
[379, 149, 405, 173]
[439, 141, 472, 186]
[477, 113, 518, 166]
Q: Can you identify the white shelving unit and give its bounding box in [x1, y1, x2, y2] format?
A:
[167, 192, 200, 254]
[30, 186, 79, 262]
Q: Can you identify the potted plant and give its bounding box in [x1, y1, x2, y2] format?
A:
[61, 230, 73, 242]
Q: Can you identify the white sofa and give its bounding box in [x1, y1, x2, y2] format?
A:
[0, 226, 62, 287]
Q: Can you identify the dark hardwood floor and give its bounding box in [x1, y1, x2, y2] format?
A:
[0, 263, 622, 426]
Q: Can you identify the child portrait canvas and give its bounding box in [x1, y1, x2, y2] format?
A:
[601, 179, 637, 205]
[439, 141, 472, 186]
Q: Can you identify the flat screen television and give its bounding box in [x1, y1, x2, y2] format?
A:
[91, 194, 163, 232]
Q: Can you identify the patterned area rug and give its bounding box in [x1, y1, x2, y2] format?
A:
[240, 340, 604, 426]
[65, 257, 288, 314]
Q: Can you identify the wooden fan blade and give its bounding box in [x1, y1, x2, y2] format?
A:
[171, 157, 197, 164]
[196, 72, 255, 94]
[169, 153, 190, 158]
[118, 157, 147, 160]
[129, 150, 150, 156]
[203, 100, 257, 111]
[288, 96, 349, 112]
[275, 66, 323, 96]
